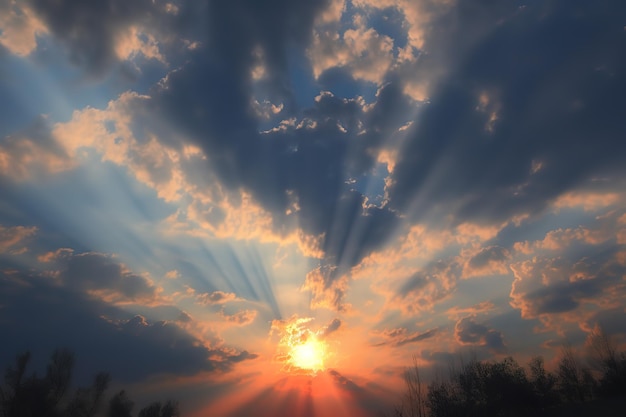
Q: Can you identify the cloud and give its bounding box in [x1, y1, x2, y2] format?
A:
[392, 257, 461, 315]
[454, 316, 506, 353]
[0, 271, 255, 383]
[38, 250, 160, 303]
[511, 257, 619, 318]
[509, 209, 626, 326]
[219, 309, 258, 326]
[0, 117, 73, 182]
[514, 210, 626, 254]
[22, 0, 175, 76]
[461, 245, 511, 279]
[320, 318, 342, 338]
[510, 249, 626, 321]
[53, 92, 190, 203]
[0, 1, 48, 56]
[302, 265, 351, 312]
[308, 13, 395, 85]
[387, 0, 626, 225]
[0, 224, 37, 254]
[372, 327, 438, 347]
[197, 291, 240, 306]
[65, 252, 157, 302]
[446, 301, 494, 320]
[147, 2, 405, 273]
[553, 191, 624, 212]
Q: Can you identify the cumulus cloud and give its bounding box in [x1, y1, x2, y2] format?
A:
[0, 0, 48, 56]
[509, 210, 626, 325]
[308, 13, 395, 85]
[510, 253, 625, 321]
[514, 210, 626, 254]
[454, 316, 506, 353]
[302, 265, 351, 312]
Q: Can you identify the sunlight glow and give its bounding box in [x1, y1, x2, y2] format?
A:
[272, 317, 332, 374]
[290, 336, 327, 372]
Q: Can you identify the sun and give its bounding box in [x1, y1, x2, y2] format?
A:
[290, 336, 327, 372]
[272, 316, 332, 374]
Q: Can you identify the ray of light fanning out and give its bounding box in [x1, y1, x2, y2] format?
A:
[1, 0, 626, 416]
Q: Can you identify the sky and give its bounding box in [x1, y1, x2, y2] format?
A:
[1, 0, 625, 415]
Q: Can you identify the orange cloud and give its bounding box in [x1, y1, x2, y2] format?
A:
[0, 2, 48, 56]
[302, 265, 351, 312]
[219, 309, 258, 326]
[553, 191, 623, 211]
[0, 224, 37, 254]
[197, 291, 241, 305]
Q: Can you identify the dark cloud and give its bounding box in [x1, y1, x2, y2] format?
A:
[123, 304, 194, 323]
[328, 369, 367, 395]
[396, 328, 438, 347]
[468, 246, 509, 270]
[147, 0, 401, 276]
[374, 327, 438, 347]
[587, 308, 626, 338]
[394, 257, 461, 314]
[320, 318, 342, 338]
[454, 316, 506, 354]
[510, 247, 626, 319]
[26, 0, 170, 76]
[463, 245, 511, 278]
[388, 0, 626, 224]
[63, 252, 157, 301]
[197, 290, 239, 305]
[0, 271, 255, 384]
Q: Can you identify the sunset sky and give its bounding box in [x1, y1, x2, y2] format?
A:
[1, 0, 625, 415]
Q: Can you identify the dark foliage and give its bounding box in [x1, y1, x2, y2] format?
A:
[0, 350, 180, 417]
[393, 331, 626, 417]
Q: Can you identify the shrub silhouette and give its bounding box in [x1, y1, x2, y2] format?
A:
[0, 350, 180, 417]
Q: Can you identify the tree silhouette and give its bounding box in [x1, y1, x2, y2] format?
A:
[137, 401, 180, 417]
[392, 333, 626, 417]
[0, 350, 180, 417]
[108, 391, 134, 417]
[587, 328, 626, 398]
[556, 344, 595, 403]
[425, 356, 536, 417]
